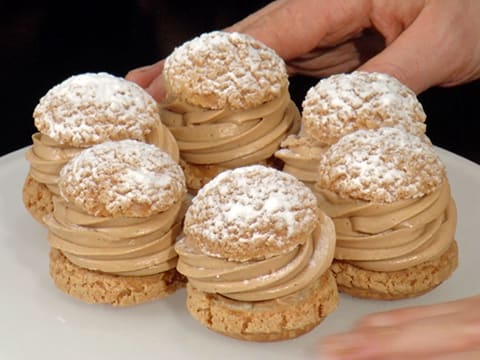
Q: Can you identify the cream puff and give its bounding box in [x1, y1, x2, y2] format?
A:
[23, 72, 179, 224]
[276, 71, 426, 189]
[45, 139, 186, 306]
[160, 31, 300, 193]
[175, 165, 338, 341]
[314, 127, 458, 300]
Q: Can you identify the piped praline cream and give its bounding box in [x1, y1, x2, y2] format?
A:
[160, 89, 299, 169]
[43, 139, 186, 276]
[26, 72, 179, 197]
[160, 31, 300, 189]
[276, 71, 427, 188]
[313, 127, 456, 272]
[175, 165, 336, 301]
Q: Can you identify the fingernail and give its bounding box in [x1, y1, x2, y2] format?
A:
[146, 79, 166, 102]
[125, 66, 151, 80]
[319, 333, 366, 359]
[135, 64, 155, 73]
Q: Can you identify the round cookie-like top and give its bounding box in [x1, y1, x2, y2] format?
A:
[34, 72, 160, 147]
[184, 165, 319, 262]
[58, 140, 186, 217]
[302, 71, 426, 145]
[317, 127, 446, 203]
[163, 31, 288, 110]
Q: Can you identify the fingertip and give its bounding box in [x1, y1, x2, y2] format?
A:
[124, 64, 149, 78]
[354, 313, 395, 329]
[146, 75, 166, 103]
[125, 67, 153, 88]
[318, 335, 369, 360]
[125, 60, 166, 89]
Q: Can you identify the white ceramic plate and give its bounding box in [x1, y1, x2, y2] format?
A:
[1, 146, 479, 360]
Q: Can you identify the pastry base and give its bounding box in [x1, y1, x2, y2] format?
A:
[331, 241, 459, 300]
[185, 270, 339, 341]
[180, 160, 224, 195]
[49, 248, 186, 306]
[22, 173, 53, 225]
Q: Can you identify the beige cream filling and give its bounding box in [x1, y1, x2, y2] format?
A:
[314, 181, 457, 271]
[26, 133, 82, 194]
[25, 121, 179, 195]
[160, 89, 300, 168]
[175, 212, 336, 301]
[44, 197, 185, 276]
[275, 140, 326, 183]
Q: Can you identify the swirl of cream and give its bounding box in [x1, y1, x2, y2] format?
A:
[160, 89, 300, 168]
[314, 181, 457, 271]
[44, 197, 186, 276]
[175, 211, 335, 301]
[275, 134, 326, 185]
[26, 133, 82, 195]
[25, 121, 179, 195]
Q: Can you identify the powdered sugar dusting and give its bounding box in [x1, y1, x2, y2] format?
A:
[163, 31, 288, 110]
[302, 71, 426, 145]
[34, 72, 160, 146]
[184, 165, 318, 261]
[317, 127, 446, 203]
[59, 140, 186, 217]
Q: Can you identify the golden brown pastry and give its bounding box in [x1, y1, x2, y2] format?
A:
[45, 140, 187, 306]
[160, 31, 300, 193]
[276, 71, 427, 189]
[176, 165, 338, 341]
[314, 127, 458, 300]
[23, 72, 179, 224]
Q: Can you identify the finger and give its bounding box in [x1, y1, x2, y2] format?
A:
[125, 59, 165, 89]
[226, 0, 373, 60]
[319, 311, 480, 360]
[145, 74, 166, 103]
[287, 30, 385, 77]
[288, 57, 361, 78]
[358, 0, 470, 93]
[357, 295, 480, 328]
[432, 349, 480, 360]
[351, 348, 480, 360]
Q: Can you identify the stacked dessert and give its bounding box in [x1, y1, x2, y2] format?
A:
[275, 71, 426, 189]
[23, 72, 179, 224]
[45, 140, 187, 306]
[314, 127, 458, 300]
[159, 31, 300, 193]
[175, 165, 338, 341]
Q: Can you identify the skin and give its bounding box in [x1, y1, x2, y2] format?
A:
[319, 295, 480, 359]
[126, 1, 480, 357]
[126, 0, 480, 99]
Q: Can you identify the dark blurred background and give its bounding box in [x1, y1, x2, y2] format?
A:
[2, 0, 479, 163]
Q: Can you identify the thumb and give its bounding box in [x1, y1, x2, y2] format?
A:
[125, 59, 165, 90]
[358, 34, 438, 94]
[358, 1, 461, 94]
[227, 0, 370, 61]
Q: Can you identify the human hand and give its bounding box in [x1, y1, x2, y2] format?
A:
[228, 0, 480, 94]
[125, 60, 166, 103]
[126, 0, 480, 100]
[319, 294, 480, 359]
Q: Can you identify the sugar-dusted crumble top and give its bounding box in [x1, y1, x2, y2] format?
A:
[59, 139, 186, 217]
[184, 165, 318, 261]
[163, 31, 288, 110]
[317, 127, 446, 203]
[34, 72, 159, 146]
[302, 71, 426, 145]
